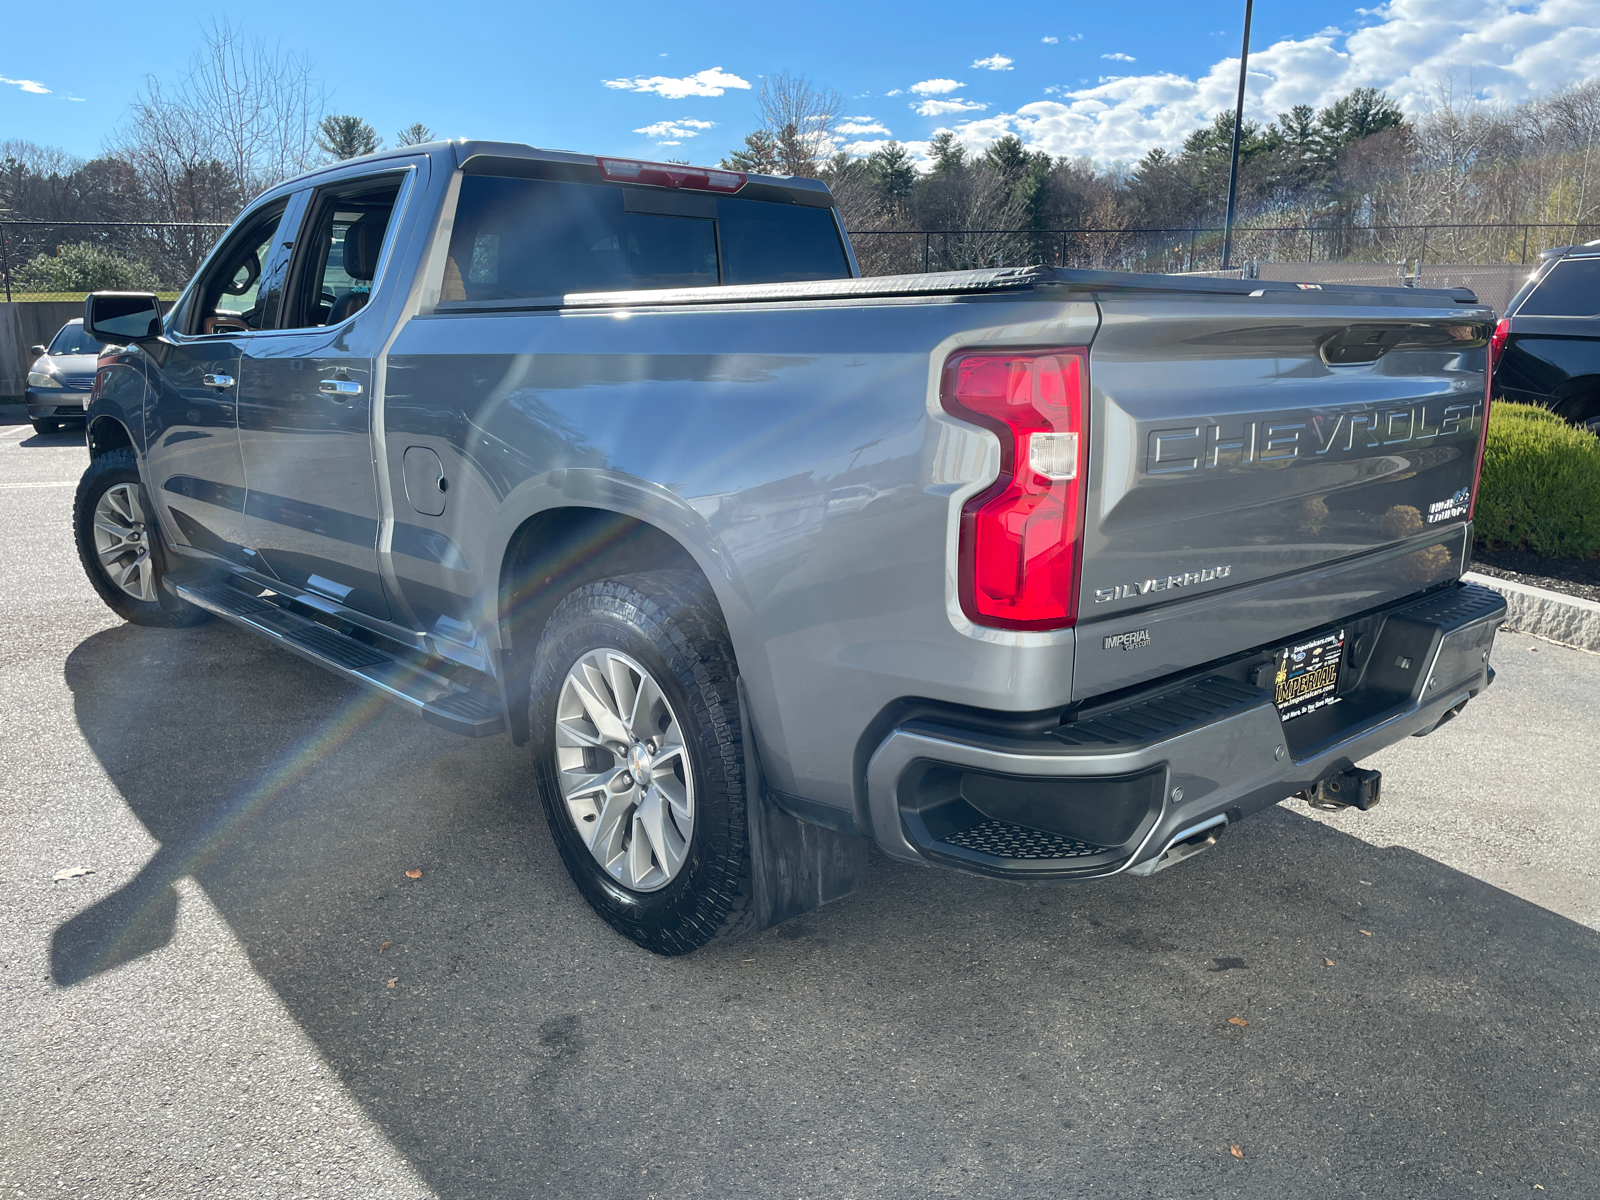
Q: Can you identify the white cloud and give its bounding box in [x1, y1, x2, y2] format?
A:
[1042, 36, 1059, 45]
[886, 88, 904, 96]
[634, 118, 717, 141]
[602, 67, 751, 99]
[910, 78, 964, 95]
[914, 98, 988, 116]
[1101, 52, 1137, 62]
[842, 138, 936, 166]
[973, 54, 1015, 70]
[949, 0, 1600, 164]
[1068, 34, 1083, 42]
[1, 74, 50, 95]
[838, 118, 892, 135]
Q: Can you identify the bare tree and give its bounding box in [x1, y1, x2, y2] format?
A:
[726, 73, 844, 178]
[111, 19, 324, 217]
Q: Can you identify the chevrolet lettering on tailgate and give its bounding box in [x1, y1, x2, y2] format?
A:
[1144, 400, 1484, 475]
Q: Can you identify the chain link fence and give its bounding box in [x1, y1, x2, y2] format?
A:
[4, 218, 1587, 300]
[847, 223, 1600, 277]
[0, 221, 229, 303]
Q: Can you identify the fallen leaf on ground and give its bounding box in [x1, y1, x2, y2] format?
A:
[379, 941, 391, 953]
[1323, 957, 1335, 967]
[1360, 930, 1373, 936]
[1227, 1017, 1249, 1027]
[1230, 1144, 1244, 1159]
[405, 869, 422, 879]
[385, 978, 398, 988]
[52, 867, 94, 882]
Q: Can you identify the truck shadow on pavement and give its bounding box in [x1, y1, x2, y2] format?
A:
[55, 620, 1600, 1199]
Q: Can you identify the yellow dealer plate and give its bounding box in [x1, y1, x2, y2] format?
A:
[1274, 629, 1346, 722]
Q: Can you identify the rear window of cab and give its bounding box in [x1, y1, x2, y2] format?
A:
[439, 176, 850, 304]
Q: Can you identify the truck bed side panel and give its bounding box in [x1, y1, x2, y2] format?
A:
[381, 296, 1091, 819]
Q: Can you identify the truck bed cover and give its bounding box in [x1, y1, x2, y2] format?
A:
[432, 264, 1488, 313]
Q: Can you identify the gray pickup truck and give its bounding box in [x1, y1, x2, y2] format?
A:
[76, 140, 1505, 954]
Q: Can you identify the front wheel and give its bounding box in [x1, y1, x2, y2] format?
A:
[73, 449, 210, 627]
[530, 572, 751, 955]
[31, 418, 59, 436]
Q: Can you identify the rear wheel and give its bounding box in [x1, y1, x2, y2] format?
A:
[530, 571, 751, 955]
[73, 449, 210, 627]
[1560, 393, 1600, 435]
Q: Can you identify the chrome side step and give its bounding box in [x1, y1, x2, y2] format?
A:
[174, 579, 505, 737]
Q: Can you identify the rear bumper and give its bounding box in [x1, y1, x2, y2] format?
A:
[865, 581, 1506, 880]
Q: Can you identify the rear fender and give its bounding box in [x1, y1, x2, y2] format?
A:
[483, 469, 788, 765]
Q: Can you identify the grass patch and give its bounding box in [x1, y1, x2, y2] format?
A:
[1475, 401, 1600, 558]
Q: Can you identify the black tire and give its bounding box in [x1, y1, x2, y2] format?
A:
[73, 448, 211, 628]
[530, 571, 751, 955]
[1560, 393, 1600, 435]
[31, 418, 59, 436]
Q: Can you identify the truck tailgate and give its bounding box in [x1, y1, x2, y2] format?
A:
[1073, 290, 1491, 701]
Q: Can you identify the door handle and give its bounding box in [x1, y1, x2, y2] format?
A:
[318, 378, 363, 398]
[202, 373, 235, 389]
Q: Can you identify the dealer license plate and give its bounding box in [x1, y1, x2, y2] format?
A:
[1273, 629, 1346, 721]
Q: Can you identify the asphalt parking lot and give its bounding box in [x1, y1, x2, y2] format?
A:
[4, 418, 1600, 1200]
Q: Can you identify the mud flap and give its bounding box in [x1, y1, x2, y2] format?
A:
[738, 680, 870, 931]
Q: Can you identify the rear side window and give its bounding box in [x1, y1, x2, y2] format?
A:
[1517, 257, 1600, 316]
[441, 176, 848, 303]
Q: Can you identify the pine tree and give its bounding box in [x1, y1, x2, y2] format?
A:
[867, 142, 917, 204]
[316, 115, 381, 161]
[927, 132, 966, 174]
[721, 130, 781, 175]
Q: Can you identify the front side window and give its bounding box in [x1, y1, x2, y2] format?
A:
[440, 176, 849, 304]
[192, 200, 291, 334]
[280, 174, 403, 329]
[1518, 257, 1600, 316]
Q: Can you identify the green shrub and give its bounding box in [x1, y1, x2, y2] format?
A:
[1474, 401, 1600, 558]
[15, 241, 160, 294]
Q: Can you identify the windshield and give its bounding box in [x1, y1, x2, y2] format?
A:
[48, 323, 108, 356]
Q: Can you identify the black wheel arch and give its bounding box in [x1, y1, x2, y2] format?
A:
[87, 414, 136, 459]
[497, 507, 713, 744]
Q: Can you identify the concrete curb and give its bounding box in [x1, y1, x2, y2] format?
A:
[1464, 570, 1600, 653]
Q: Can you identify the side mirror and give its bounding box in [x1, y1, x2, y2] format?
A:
[84, 292, 162, 344]
[30, 344, 47, 358]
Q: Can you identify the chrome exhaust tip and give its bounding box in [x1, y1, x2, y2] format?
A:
[1126, 814, 1227, 877]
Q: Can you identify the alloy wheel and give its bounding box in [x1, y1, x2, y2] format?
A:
[92, 483, 157, 603]
[554, 648, 694, 892]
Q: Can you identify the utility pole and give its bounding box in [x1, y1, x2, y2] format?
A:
[1221, 0, 1255, 270]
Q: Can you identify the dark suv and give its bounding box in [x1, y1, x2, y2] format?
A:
[1492, 240, 1600, 432]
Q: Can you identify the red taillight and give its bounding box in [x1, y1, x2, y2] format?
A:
[596, 157, 746, 193]
[1489, 318, 1510, 370]
[942, 348, 1089, 630]
[1469, 364, 1492, 521]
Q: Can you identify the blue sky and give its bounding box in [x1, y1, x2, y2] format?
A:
[3, 1, 1598, 169]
